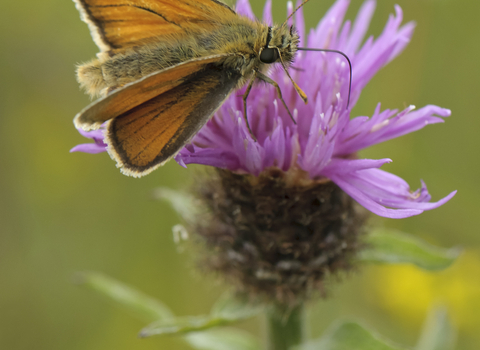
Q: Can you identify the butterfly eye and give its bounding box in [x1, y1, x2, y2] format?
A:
[260, 47, 279, 64]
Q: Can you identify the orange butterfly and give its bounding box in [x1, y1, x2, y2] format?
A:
[73, 0, 309, 177]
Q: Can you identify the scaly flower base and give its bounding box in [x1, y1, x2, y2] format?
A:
[194, 168, 368, 304]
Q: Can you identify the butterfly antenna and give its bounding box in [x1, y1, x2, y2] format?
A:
[298, 47, 353, 109]
[282, 0, 311, 27]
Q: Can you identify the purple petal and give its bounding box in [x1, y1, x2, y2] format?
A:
[235, 0, 255, 20]
[309, 0, 349, 49]
[262, 0, 272, 25]
[245, 141, 264, 176]
[71, 128, 107, 154]
[295, 0, 306, 47]
[286, 1, 294, 27]
[329, 173, 424, 218]
[174, 155, 188, 168]
[323, 158, 392, 173]
[323, 161, 456, 218]
[70, 143, 107, 154]
[345, 0, 376, 55]
[386, 6, 415, 63]
[178, 149, 240, 169]
[335, 105, 450, 155]
[77, 128, 104, 140]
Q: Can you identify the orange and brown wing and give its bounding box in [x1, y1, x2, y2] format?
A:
[105, 58, 242, 177]
[74, 55, 233, 131]
[73, 0, 237, 52]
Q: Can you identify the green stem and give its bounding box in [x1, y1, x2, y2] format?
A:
[266, 303, 306, 350]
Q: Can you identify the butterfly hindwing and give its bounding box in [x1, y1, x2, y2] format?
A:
[74, 55, 234, 131]
[105, 58, 242, 177]
[74, 0, 237, 52]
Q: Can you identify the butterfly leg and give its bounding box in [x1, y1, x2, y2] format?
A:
[242, 73, 258, 142]
[290, 66, 305, 72]
[255, 72, 297, 125]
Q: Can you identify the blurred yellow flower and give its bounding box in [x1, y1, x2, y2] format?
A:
[368, 250, 480, 334]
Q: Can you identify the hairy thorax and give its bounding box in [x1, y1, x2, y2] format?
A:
[76, 19, 268, 98]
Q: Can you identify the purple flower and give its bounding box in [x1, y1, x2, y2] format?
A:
[70, 128, 107, 154]
[72, 0, 456, 218]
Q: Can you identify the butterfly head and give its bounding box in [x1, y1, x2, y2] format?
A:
[259, 25, 299, 66]
[257, 24, 307, 105]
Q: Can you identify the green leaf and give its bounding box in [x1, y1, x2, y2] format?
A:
[139, 315, 232, 337]
[297, 321, 407, 350]
[139, 296, 262, 337]
[210, 294, 263, 320]
[359, 229, 461, 270]
[152, 187, 199, 223]
[139, 296, 261, 338]
[184, 328, 262, 350]
[75, 271, 174, 322]
[415, 307, 456, 350]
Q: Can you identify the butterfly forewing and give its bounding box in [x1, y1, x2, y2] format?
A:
[74, 0, 237, 51]
[106, 59, 242, 177]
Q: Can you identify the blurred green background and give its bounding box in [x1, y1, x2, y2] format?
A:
[0, 0, 478, 349]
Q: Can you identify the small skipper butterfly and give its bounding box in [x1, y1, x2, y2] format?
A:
[73, 0, 313, 177]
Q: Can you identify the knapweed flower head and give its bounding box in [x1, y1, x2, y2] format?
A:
[175, 0, 456, 219]
[73, 0, 456, 303]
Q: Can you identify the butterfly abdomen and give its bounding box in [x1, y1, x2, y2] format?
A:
[77, 38, 202, 98]
[76, 60, 107, 98]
